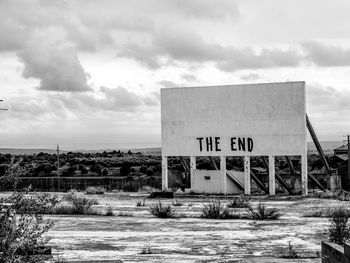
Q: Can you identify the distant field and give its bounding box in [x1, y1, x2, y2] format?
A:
[0, 141, 342, 155]
[307, 140, 343, 155]
[0, 147, 161, 155]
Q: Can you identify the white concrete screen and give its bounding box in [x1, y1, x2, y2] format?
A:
[161, 82, 306, 157]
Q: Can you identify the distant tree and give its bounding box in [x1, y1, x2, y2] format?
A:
[146, 166, 155, 177]
[140, 165, 148, 174]
[102, 168, 108, 176]
[127, 150, 132, 155]
[62, 166, 76, 177]
[120, 161, 131, 177]
[79, 164, 88, 174]
[90, 164, 102, 176]
[81, 166, 88, 174]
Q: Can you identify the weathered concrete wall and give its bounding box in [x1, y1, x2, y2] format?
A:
[161, 82, 306, 157]
[193, 170, 222, 193]
[192, 170, 244, 194]
[322, 241, 350, 263]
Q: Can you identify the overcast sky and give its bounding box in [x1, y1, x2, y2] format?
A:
[1, 0, 350, 149]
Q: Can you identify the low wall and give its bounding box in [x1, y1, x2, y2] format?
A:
[322, 241, 350, 263]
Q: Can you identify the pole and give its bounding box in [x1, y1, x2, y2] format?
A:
[348, 135, 350, 181]
[0, 99, 8, 110]
[57, 145, 60, 190]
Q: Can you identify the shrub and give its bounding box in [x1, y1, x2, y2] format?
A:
[149, 201, 176, 218]
[304, 207, 350, 218]
[327, 207, 350, 245]
[201, 200, 231, 219]
[172, 199, 183, 206]
[51, 202, 76, 215]
[63, 193, 98, 214]
[138, 185, 155, 193]
[0, 190, 54, 262]
[227, 195, 251, 208]
[1, 189, 60, 215]
[247, 203, 283, 220]
[86, 186, 105, 195]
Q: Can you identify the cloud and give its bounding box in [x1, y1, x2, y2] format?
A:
[158, 80, 179, 88]
[302, 41, 350, 67]
[181, 73, 197, 82]
[18, 40, 90, 92]
[171, 0, 239, 20]
[118, 27, 304, 71]
[3, 86, 160, 125]
[307, 83, 350, 114]
[56, 86, 159, 113]
[240, 73, 261, 81]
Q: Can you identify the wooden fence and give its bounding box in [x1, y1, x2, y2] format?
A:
[17, 176, 162, 192]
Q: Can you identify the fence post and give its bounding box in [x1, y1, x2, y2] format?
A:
[344, 243, 350, 263]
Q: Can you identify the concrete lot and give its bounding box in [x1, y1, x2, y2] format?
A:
[36, 192, 345, 262]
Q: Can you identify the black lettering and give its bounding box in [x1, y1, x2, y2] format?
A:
[231, 137, 237, 151]
[238, 137, 245, 151]
[196, 137, 204, 152]
[247, 137, 253, 152]
[215, 137, 221, 151]
[206, 137, 213, 151]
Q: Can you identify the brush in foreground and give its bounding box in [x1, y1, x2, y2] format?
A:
[304, 207, 350, 218]
[201, 200, 231, 219]
[247, 203, 283, 220]
[149, 201, 176, 218]
[328, 207, 350, 245]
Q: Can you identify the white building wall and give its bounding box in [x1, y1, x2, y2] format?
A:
[161, 82, 306, 157]
[192, 170, 244, 194]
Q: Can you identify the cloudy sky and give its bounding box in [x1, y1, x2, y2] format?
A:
[1, 0, 350, 149]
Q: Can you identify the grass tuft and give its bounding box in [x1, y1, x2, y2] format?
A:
[149, 201, 176, 218]
[201, 200, 231, 219]
[304, 207, 350, 218]
[247, 202, 283, 220]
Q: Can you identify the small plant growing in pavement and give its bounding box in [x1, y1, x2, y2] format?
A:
[106, 205, 114, 216]
[278, 241, 298, 258]
[136, 198, 146, 207]
[149, 201, 176, 218]
[172, 199, 183, 206]
[226, 195, 251, 208]
[247, 202, 283, 220]
[140, 243, 152, 254]
[327, 207, 350, 245]
[201, 200, 231, 219]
